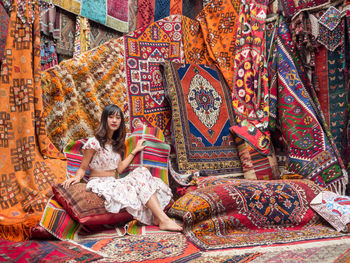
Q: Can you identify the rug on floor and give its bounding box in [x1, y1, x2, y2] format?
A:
[0, 238, 102, 263]
[78, 233, 200, 263]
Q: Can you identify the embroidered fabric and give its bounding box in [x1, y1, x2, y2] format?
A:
[86, 167, 173, 225]
[82, 137, 121, 171]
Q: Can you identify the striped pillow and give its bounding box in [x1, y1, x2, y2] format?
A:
[121, 124, 170, 185]
[64, 138, 90, 182]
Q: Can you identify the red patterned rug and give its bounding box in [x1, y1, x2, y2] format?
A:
[168, 178, 350, 250]
[77, 233, 200, 263]
[0, 239, 102, 262]
[124, 15, 184, 141]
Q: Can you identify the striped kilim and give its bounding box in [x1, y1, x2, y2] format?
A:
[122, 124, 170, 185]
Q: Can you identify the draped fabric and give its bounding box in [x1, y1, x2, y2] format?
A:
[41, 37, 128, 151]
[274, 18, 348, 194]
[124, 15, 184, 139]
[229, 0, 270, 155]
[182, 0, 240, 88]
[0, 0, 66, 241]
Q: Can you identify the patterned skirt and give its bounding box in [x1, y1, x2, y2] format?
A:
[86, 167, 172, 225]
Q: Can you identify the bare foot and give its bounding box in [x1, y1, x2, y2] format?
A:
[159, 219, 183, 232]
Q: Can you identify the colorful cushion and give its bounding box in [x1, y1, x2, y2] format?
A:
[52, 183, 133, 226]
[311, 191, 350, 232]
[168, 179, 325, 249]
[121, 124, 170, 185]
[163, 62, 242, 176]
[64, 138, 90, 182]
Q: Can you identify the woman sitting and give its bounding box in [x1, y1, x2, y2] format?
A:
[62, 104, 182, 231]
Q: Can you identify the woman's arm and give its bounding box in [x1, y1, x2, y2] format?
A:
[117, 139, 146, 174]
[62, 149, 96, 189]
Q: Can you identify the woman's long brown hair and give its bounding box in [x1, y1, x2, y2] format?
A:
[95, 104, 126, 155]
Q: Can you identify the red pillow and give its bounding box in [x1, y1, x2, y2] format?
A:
[52, 183, 133, 225]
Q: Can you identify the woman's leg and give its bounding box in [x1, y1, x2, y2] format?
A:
[146, 193, 183, 231]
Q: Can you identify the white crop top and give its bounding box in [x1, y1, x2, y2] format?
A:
[82, 137, 121, 170]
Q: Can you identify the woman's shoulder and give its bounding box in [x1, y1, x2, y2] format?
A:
[82, 136, 101, 151]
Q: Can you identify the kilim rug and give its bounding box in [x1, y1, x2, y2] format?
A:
[41, 37, 128, 152]
[280, 0, 331, 19]
[335, 247, 350, 263]
[274, 18, 348, 194]
[313, 9, 348, 159]
[77, 233, 201, 263]
[182, 0, 240, 89]
[0, 0, 67, 241]
[124, 15, 184, 140]
[40, 198, 127, 241]
[136, 0, 155, 30]
[229, 0, 270, 155]
[54, 8, 75, 57]
[89, 20, 123, 49]
[194, 237, 350, 263]
[43, 0, 129, 33]
[172, 252, 262, 263]
[0, 238, 102, 263]
[122, 124, 171, 185]
[163, 62, 242, 176]
[168, 178, 350, 250]
[0, 2, 9, 62]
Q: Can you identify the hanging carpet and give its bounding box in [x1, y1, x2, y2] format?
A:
[273, 17, 348, 194]
[0, 0, 66, 241]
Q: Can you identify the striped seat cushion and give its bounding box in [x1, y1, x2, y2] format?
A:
[121, 124, 170, 185]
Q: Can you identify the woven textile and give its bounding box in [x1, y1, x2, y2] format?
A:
[234, 135, 279, 180]
[314, 45, 347, 157]
[52, 183, 133, 226]
[280, 0, 330, 19]
[124, 15, 184, 140]
[230, 0, 270, 155]
[64, 138, 90, 180]
[136, 0, 155, 29]
[89, 20, 123, 49]
[55, 8, 75, 56]
[43, 0, 129, 33]
[275, 19, 348, 193]
[182, 0, 240, 89]
[167, 178, 350, 250]
[0, 0, 67, 241]
[41, 37, 128, 152]
[0, 3, 9, 62]
[164, 62, 242, 176]
[77, 233, 200, 263]
[40, 197, 127, 241]
[0, 238, 102, 263]
[122, 124, 170, 185]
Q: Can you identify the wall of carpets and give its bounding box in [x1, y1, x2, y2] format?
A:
[0, 0, 350, 242]
[0, 0, 204, 71]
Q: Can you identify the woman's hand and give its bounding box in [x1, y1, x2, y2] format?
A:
[132, 139, 147, 154]
[62, 176, 81, 189]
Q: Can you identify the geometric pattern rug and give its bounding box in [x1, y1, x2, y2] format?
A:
[193, 237, 350, 263]
[77, 233, 201, 263]
[0, 238, 102, 263]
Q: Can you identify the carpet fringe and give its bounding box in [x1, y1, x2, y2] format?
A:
[326, 172, 348, 195]
[0, 219, 38, 242]
[201, 236, 350, 256]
